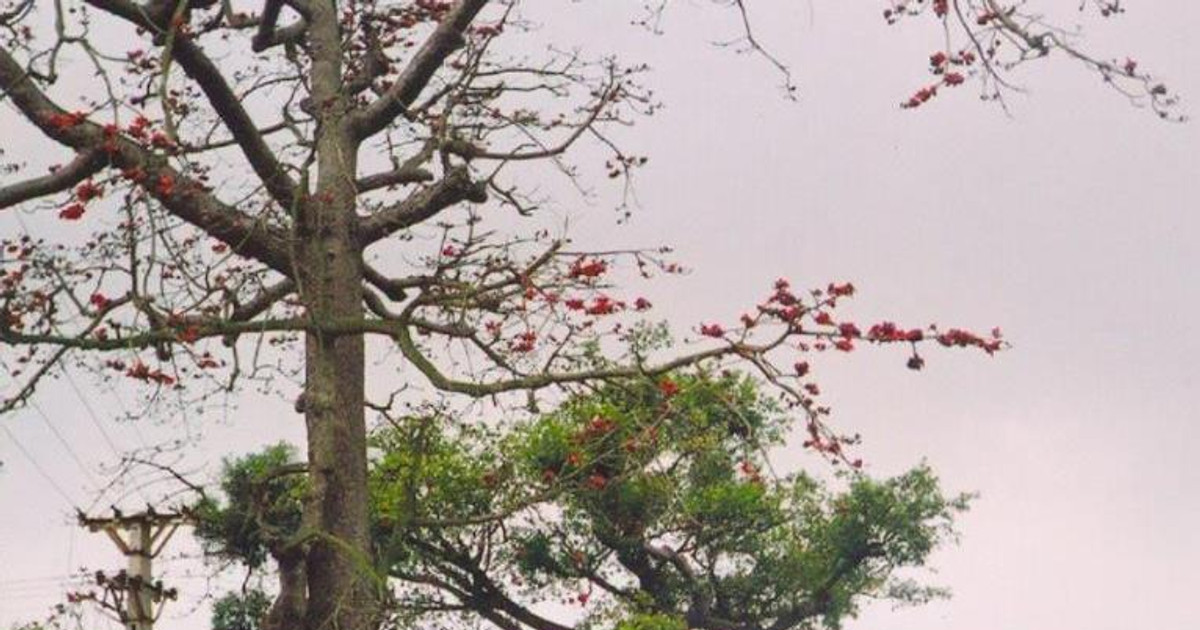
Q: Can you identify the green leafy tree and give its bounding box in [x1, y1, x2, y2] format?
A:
[198, 372, 969, 630]
[211, 590, 272, 630]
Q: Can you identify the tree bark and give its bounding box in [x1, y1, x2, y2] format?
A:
[298, 4, 376, 630]
[263, 550, 307, 630]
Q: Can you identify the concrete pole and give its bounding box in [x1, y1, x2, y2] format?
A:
[126, 519, 154, 630]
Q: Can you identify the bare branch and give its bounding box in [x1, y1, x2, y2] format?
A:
[358, 166, 487, 245]
[351, 0, 490, 140]
[0, 148, 106, 209]
[356, 166, 435, 192]
[84, 0, 302, 208]
[0, 47, 294, 276]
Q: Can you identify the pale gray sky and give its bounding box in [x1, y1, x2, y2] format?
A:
[2, 2, 1198, 630]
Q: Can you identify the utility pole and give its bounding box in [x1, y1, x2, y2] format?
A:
[77, 508, 190, 630]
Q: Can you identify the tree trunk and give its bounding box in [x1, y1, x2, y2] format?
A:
[263, 549, 307, 630]
[298, 4, 376, 630]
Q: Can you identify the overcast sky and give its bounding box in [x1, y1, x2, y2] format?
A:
[2, 2, 1198, 630]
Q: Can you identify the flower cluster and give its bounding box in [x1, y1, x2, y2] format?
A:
[123, 360, 176, 386]
[45, 111, 87, 131]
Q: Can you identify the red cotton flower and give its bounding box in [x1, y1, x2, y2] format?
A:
[658, 378, 680, 398]
[75, 181, 104, 202]
[827, 282, 856, 297]
[127, 116, 150, 140]
[176, 326, 201, 344]
[510, 331, 537, 353]
[58, 203, 86, 220]
[150, 131, 175, 151]
[569, 258, 608, 279]
[46, 111, 86, 130]
[125, 360, 175, 385]
[155, 174, 175, 196]
[587, 415, 616, 435]
[585, 295, 621, 315]
[902, 85, 939, 109]
[89, 293, 112, 310]
[121, 167, 147, 183]
[197, 353, 220, 369]
[699, 323, 724, 338]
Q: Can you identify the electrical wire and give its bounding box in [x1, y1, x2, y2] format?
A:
[58, 365, 124, 459]
[0, 422, 79, 507]
[23, 396, 102, 490]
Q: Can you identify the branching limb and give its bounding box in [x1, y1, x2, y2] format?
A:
[358, 167, 487, 245]
[83, 0, 302, 208]
[356, 166, 434, 193]
[351, 0, 490, 140]
[0, 47, 294, 275]
[0, 148, 106, 209]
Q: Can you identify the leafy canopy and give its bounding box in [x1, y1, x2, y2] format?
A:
[199, 372, 969, 630]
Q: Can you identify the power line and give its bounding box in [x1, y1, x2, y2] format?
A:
[59, 365, 125, 459]
[1, 363, 102, 490]
[0, 422, 79, 507]
[25, 396, 102, 489]
[0, 581, 89, 596]
[0, 575, 87, 586]
[58, 366, 157, 508]
[3, 213, 107, 490]
[104, 386, 149, 450]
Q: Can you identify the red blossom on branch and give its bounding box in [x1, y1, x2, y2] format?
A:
[74, 181, 104, 202]
[58, 203, 86, 220]
[569, 258, 608, 279]
[89, 293, 112, 310]
[45, 111, 86, 130]
[125, 360, 175, 385]
[510, 331, 537, 353]
[155, 174, 175, 197]
[584, 296, 622, 316]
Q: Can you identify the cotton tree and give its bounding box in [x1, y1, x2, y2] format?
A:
[0, 2, 1177, 630]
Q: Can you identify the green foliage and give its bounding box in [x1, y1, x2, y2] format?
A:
[369, 414, 507, 575]
[371, 416, 502, 525]
[193, 443, 305, 568]
[210, 589, 271, 630]
[201, 372, 971, 630]
[614, 613, 686, 630]
[494, 372, 970, 628]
